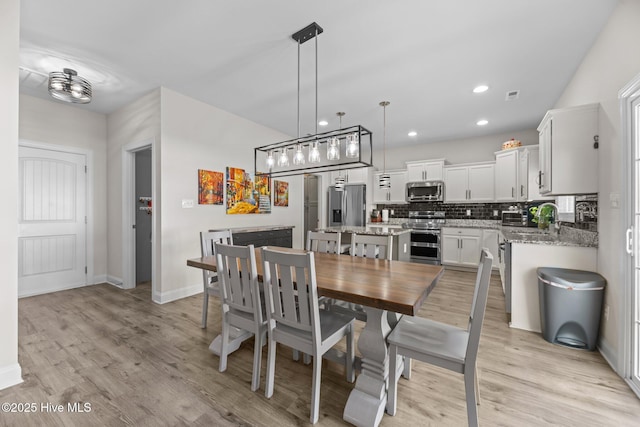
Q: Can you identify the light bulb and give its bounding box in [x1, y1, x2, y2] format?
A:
[277, 150, 289, 167]
[266, 151, 275, 169]
[293, 144, 305, 165]
[309, 142, 320, 163]
[345, 133, 359, 158]
[327, 137, 340, 161]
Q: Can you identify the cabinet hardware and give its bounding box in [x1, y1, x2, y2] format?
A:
[512, 187, 515, 198]
[521, 184, 524, 197]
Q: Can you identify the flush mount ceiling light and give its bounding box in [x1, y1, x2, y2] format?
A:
[48, 68, 92, 104]
[476, 119, 489, 126]
[255, 23, 372, 178]
[408, 131, 417, 137]
[473, 85, 489, 94]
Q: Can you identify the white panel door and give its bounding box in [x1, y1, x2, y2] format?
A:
[18, 146, 87, 297]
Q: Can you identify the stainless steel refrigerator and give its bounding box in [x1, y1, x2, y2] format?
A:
[328, 184, 366, 227]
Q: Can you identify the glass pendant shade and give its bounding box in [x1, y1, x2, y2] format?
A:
[327, 137, 340, 160]
[379, 173, 391, 189]
[345, 133, 359, 158]
[293, 144, 305, 165]
[334, 175, 345, 191]
[277, 150, 290, 167]
[266, 150, 275, 169]
[308, 141, 321, 163]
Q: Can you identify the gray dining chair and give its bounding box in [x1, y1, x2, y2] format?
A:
[350, 233, 393, 260]
[214, 242, 267, 392]
[306, 230, 343, 254]
[200, 230, 233, 328]
[386, 248, 493, 427]
[261, 247, 355, 424]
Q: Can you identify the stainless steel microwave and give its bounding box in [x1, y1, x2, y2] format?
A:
[406, 181, 444, 202]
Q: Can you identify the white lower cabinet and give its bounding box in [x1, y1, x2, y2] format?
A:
[441, 227, 482, 267]
[482, 229, 499, 269]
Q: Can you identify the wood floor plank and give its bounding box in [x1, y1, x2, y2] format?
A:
[1, 272, 639, 426]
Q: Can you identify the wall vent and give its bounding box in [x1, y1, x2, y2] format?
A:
[505, 90, 520, 101]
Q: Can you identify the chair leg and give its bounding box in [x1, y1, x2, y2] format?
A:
[293, 349, 300, 361]
[265, 333, 276, 398]
[303, 353, 312, 365]
[386, 344, 399, 416]
[402, 356, 412, 379]
[201, 291, 209, 328]
[464, 370, 479, 427]
[310, 352, 322, 424]
[475, 363, 481, 405]
[219, 314, 229, 373]
[250, 328, 263, 392]
[346, 324, 355, 383]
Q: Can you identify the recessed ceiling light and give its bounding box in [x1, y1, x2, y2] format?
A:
[476, 119, 489, 126]
[318, 120, 328, 126]
[473, 85, 489, 94]
[408, 131, 417, 137]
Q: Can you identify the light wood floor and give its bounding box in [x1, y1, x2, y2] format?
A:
[2, 271, 639, 426]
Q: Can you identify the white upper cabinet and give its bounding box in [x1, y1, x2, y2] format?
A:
[445, 162, 495, 203]
[518, 146, 554, 202]
[330, 167, 370, 184]
[405, 159, 445, 182]
[495, 149, 518, 202]
[537, 103, 599, 195]
[373, 170, 407, 204]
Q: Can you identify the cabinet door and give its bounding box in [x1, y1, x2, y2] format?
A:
[518, 149, 529, 201]
[388, 171, 407, 203]
[525, 146, 554, 201]
[444, 167, 469, 202]
[482, 229, 499, 269]
[346, 167, 369, 183]
[424, 161, 443, 181]
[468, 164, 495, 202]
[407, 164, 426, 182]
[372, 173, 388, 203]
[460, 235, 481, 266]
[538, 119, 552, 194]
[495, 151, 518, 202]
[441, 235, 460, 264]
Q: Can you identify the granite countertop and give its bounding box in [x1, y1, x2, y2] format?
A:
[210, 225, 294, 233]
[316, 226, 410, 236]
[443, 219, 500, 229]
[500, 225, 598, 248]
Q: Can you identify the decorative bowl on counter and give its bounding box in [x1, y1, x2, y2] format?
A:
[502, 138, 522, 150]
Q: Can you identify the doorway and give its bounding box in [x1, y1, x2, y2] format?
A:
[304, 174, 320, 245]
[621, 72, 640, 397]
[135, 148, 152, 286]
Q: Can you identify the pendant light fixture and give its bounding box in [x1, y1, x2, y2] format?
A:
[379, 101, 391, 190]
[254, 23, 373, 177]
[48, 68, 92, 104]
[334, 112, 346, 191]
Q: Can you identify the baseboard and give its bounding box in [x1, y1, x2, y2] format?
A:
[106, 275, 123, 288]
[156, 284, 202, 305]
[0, 363, 23, 391]
[597, 337, 620, 375]
[19, 281, 89, 298]
[92, 274, 108, 285]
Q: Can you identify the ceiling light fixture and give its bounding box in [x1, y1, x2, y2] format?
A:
[334, 112, 347, 191]
[48, 68, 92, 104]
[318, 120, 328, 126]
[477, 119, 489, 126]
[408, 131, 417, 137]
[379, 101, 391, 190]
[255, 23, 372, 177]
[473, 85, 489, 93]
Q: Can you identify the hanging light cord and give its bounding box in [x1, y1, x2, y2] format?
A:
[383, 103, 387, 174]
[315, 28, 318, 136]
[297, 40, 301, 140]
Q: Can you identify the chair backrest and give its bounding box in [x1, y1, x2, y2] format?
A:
[465, 248, 494, 366]
[350, 233, 393, 260]
[215, 243, 262, 322]
[261, 247, 321, 343]
[201, 230, 233, 257]
[306, 231, 342, 254]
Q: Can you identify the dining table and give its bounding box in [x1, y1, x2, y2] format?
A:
[187, 246, 444, 427]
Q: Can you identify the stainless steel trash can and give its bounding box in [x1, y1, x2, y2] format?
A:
[537, 267, 606, 350]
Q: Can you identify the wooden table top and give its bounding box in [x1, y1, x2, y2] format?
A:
[187, 247, 444, 316]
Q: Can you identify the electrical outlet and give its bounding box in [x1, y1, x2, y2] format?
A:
[182, 199, 194, 208]
[466, 209, 471, 216]
[390, 209, 394, 215]
[493, 210, 499, 217]
[604, 304, 610, 321]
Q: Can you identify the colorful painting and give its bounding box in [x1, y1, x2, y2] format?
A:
[274, 180, 289, 207]
[226, 167, 271, 214]
[198, 169, 224, 205]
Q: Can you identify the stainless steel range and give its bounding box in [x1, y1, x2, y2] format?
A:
[402, 211, 445, 265]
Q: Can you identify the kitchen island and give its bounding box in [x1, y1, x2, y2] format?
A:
[315, 225, 411, 261]
[500, 226, 598, 332]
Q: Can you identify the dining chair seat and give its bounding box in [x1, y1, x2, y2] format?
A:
[386, 249, 493, 427]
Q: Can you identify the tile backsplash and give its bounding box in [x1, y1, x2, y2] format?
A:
[376, 196, 598, 231]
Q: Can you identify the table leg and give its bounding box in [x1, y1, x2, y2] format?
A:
[343, 307, 392, 427]
[208, 327, 252, 356]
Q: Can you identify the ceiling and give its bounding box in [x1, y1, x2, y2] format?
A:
[18, 0, 618, 149]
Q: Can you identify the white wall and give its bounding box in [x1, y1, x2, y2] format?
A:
[377, 129, 540, 171]
[19, 94, 108, 282]
[159, 88, 303, 302]
[553, 0, 640, 372]
[0, 0, 21, 390]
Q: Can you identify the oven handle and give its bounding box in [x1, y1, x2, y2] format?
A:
[410, 242, 440, 248]
[409, 230, 441, 234]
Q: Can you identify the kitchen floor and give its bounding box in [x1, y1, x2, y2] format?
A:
[2, 271, 639, 426]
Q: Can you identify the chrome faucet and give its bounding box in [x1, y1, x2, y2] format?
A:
[535, 202, 560, 234]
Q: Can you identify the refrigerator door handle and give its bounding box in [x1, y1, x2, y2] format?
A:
[342, 192, 347, 225]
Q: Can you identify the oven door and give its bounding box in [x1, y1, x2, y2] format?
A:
[410, 230, 441, 264]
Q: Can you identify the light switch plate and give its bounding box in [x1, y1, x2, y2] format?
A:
[182, 199, 194, 208]
[610, 193, 620, 209]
